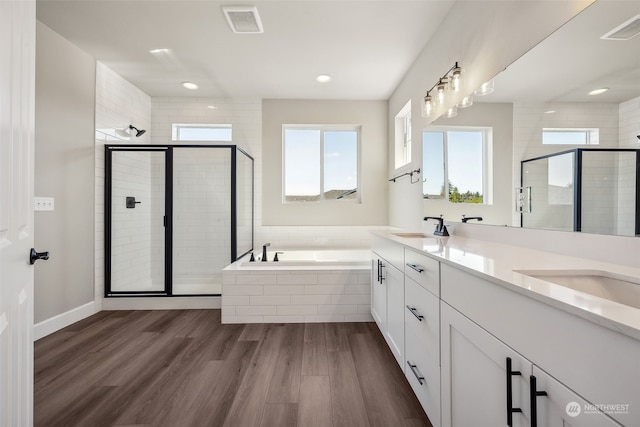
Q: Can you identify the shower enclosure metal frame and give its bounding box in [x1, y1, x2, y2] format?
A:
[104, 144, 254, 297]
[520, 148, 640, 234]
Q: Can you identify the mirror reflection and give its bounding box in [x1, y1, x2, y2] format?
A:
[422, 1, 640, 237]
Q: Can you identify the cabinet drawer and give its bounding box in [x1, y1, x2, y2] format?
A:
[404, 248, 439, 297]
[371, 235, 404, 271]
[406, 326, 441, 427]
[404, 277, 439, 365]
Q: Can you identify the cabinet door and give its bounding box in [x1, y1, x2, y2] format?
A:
[371, 254, 387, 332]
[531, 366, 622, 427]
[385, 260, 404, 369]
[441, 303, 532, 427]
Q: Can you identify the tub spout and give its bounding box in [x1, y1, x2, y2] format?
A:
[262, 243, 271, 262]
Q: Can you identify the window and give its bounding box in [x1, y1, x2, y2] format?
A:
[394, 101, 412, 169]
[542, 128, 599, 145]
[423, 127, 492, 204]
[172, 123, 232, 141]
[283, 125, 360, 203]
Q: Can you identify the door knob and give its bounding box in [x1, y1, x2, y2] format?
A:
[30, 248, 50, 265]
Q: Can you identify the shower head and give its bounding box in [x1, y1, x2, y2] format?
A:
[129, 125, 146, 137]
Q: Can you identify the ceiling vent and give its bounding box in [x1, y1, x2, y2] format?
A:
[222, 6, 263, 34]
[601, 14, 640, 40]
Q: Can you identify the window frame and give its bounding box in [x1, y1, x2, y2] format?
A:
[282, 124, 361, 204]
[171, 123, 233, 142]
[422, 125, 493, 205]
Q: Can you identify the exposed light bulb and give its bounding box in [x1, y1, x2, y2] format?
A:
[457, 95, 473, 108]
[437, 79, 447, 105]
[443, 106, 458, 118]
[423, 94, 433, 117]
[474, 79, 494, 96]
[450, 66, 462, 92]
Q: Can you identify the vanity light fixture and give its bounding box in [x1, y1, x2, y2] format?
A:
[421, 62, 463, 117]
[182, 81, 199, 90]
[474, 78, 494, 96]
[588, 87, 609, 96]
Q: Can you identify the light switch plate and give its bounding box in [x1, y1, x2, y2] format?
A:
[34, 197, 54, 211]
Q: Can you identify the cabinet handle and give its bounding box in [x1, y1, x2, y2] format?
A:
[506, 357, 523, 426]
[529, 375, 547, 427]
[406, 305, 424, 321]
[407, 361, 425, 385]
[406, 263, 425, 273]
[377, 259, 385, 283]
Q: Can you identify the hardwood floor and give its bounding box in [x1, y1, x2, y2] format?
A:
[34, 310, 432, 427]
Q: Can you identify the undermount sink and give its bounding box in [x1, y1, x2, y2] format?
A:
[514, 269, 640, 309]
[392, 232, 429, 238]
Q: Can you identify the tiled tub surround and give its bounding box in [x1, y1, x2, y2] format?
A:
[222, 250, 372, 323]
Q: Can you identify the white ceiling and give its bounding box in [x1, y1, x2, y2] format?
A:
[482, 0, 640, 104]
[36, 0, 456, 100]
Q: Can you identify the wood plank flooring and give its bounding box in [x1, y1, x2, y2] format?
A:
[34, 309, 432, 427]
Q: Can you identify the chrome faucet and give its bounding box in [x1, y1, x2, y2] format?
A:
[423, 215, 449, 236]
[461, 215, 483, 223]
[261, 243, 270, 262]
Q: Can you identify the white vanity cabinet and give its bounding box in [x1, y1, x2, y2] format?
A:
[441, 264, 634, 427]
[370, 235, 405, 369]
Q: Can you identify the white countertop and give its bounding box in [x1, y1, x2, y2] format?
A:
[372, 230, 640, 341]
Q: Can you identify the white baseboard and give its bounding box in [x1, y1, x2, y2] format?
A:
[102, 296, 221, 311]
[34, 301, 97, 341]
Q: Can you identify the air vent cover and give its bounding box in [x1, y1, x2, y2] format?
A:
[601, 14, 640, 40]
[222, 6, 263, 34]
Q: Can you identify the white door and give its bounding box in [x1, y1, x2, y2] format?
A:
[385, 260, 404, 369]
[0, 0, 36, 425]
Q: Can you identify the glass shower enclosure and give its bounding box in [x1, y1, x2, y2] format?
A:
[520, 149, 639, 236]
[105, 145, 254, 296]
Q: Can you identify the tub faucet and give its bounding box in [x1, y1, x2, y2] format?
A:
[262, 243, 271, 262]
[461, 215, 483, 223]
[423, 215, 449, 236]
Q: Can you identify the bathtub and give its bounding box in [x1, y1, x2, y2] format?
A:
[222, 249, 372, 324]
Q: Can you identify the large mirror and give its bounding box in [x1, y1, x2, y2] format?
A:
[423, 0, 640, 237]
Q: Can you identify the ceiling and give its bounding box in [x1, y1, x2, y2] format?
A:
[36, 0, 456, 100]
[482, 0, 640, 104]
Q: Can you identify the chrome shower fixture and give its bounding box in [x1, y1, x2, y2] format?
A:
[128, 125, 146, 137]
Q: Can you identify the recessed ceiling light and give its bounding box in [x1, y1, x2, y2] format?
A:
[544, 110, 556, 114]
[182, 81, 199, 90]
[207, 105, 217, 110]
[149, 48, 170, 54]
[588, 88, 609, 96]
[316, 74, 332, 83]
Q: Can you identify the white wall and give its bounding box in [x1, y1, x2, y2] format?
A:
[34, 22, 95, 324]
[387, 0, 595, 230]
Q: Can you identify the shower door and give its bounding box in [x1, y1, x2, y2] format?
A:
[105, 147, 169, 295]
[521, 151, 575, 231]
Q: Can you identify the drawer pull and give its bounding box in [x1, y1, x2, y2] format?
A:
[406, 305, 424, 321]
[406, 263, 425, 273]
[407, 361, 425, 385]
[506, 357, 523, 426]
[377, 259, 385, 283]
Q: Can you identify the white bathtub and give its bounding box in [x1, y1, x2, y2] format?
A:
[222, 248, 373, 324]
[238, 249, 371, 268]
